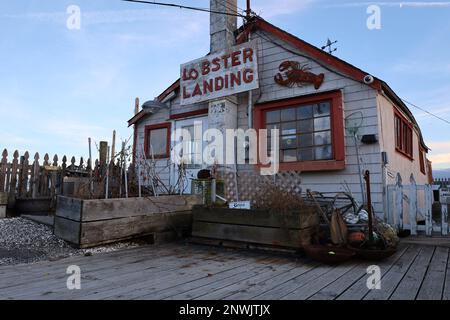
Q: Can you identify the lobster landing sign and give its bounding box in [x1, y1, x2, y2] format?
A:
[180, 40, 259, 105]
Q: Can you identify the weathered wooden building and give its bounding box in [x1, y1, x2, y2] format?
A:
[128, 0, 432, 217]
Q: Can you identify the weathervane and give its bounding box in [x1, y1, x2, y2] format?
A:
[321, 38, 338, 55]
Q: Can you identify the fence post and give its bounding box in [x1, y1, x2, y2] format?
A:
[8, 151, 19, 206]
[0, 149, 8, 193]
[409, 174, 417, 235]
[395, 173, 404, 231]
[31, 153, 40, 199]
[20, 152, 30, 198]
[425, 184, 433, 236]
[61, 156, 67, 195]
[441, 189, 449, 236]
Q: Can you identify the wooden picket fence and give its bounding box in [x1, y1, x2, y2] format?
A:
[386, 173, 446, 236]
[0, 149, 133, 209]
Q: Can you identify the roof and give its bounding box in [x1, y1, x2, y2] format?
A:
[131, 16, 428, 150]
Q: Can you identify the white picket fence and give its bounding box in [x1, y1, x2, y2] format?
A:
[387, 173, 449, 236]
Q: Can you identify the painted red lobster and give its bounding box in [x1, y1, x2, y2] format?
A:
[274, 61, 325, 89]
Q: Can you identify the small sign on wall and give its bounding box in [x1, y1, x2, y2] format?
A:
[180, 40, 259, 105]
[229, 201, 251, 210]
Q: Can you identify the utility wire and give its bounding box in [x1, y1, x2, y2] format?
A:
[402, 99, 450, 125]
[121, 0, 246, 17]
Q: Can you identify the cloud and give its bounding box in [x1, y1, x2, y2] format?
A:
[428, 141, 450, 168]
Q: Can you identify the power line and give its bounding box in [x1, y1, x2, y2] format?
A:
[121, 0, 245, 17]
[402, 99, 450, 125]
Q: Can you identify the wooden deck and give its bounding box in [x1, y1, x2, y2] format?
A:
[0, 242, 449, 300]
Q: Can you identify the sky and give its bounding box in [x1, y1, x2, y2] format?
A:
[0, 0, 449, 169]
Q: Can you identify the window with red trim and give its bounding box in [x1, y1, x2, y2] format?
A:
[144, 123, 171, 159]
[254, 90, 345, 172]
[394, 113, 413, 159]
[265, 102, 333, 162]
[419, 145, 426, 174]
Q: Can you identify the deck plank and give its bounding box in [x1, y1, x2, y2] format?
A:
[225, 260, 320, 300]
[254, 264, 334, 300]
[282, 263, 358, 300]
[155, 256, 283, 300]
[416, 246, 448, 300]
[364, 245, 422, 300]
[390, 246, 435, 300]
[337, 245, 416, 300]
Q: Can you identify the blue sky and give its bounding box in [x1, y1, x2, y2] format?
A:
[0, 0, 449, 169]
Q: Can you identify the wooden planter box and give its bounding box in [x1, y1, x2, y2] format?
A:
[54, 195, 201, 248]
[191, 205, 319, 250]
[0, 192, 6, 218]
[15, 197, 52, 214]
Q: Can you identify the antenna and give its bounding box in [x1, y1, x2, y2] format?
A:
[321, 38, 338, 55]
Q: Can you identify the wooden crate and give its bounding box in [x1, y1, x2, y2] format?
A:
[191, 205, 319, 250]
[54, 195, 202, 248]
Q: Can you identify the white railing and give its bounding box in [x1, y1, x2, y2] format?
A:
[386, 173, 441, 236]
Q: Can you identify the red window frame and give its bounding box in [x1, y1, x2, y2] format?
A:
[253, 90, 345, 172]
[144, 123, 171, 159]
[394, 110, 413, 160]
[419, 144, 426, 175]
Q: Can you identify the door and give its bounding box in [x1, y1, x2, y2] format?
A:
[173, 116, 208, 194]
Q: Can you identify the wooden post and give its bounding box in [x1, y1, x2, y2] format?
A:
[395, 173, 404, 231]
[99, 141, 108, 166]
[111, 130, 116, 162]
[123, 142, 129, 198]
[425, 184, 433, 236]
[409, 174, 417, 236]
[88, 138, 93, 198]
[0, 149, 7, 193]
[440, 189, 449, 236]
[31, 153, 40, 199]
[105, 147, 110, 199]
[9, 151, 19, 206]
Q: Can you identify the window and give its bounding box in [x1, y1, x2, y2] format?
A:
[266, 102, 332, 163]
[178, 124, 202, 168]
[394, 112, 413, 159]
[419, 145, 426, 174]
[254, 90, 345, 172]
[144, 123, 171, 158]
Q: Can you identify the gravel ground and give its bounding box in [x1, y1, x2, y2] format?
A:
[0, 217, 142, 266]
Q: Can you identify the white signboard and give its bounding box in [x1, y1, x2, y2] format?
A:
[229, 201, 251, 210]
[180, 40, 259, 105]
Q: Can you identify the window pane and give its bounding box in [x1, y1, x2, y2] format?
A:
[149, 128, 167, 156]
[266, 110, 280, 123]
[298, 119, 313, 133]
[281, 135, 297, 149]
[297, 105, 313, 119]
[298, 133, 313, 148]
[315, 145, 332, 160]
[314, 117, 331, 131]
[314, 131, 331, 146]
[281, 122, 296, 135]
[314, 102, 331, 117]
[282, 149, 297, 162]
[281, 108, 296, 122]
[298, 148, 314, 161]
